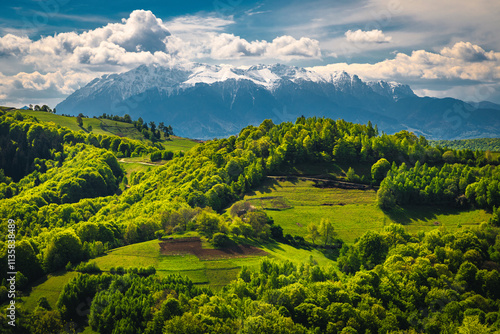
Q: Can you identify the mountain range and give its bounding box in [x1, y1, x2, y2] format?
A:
[56, 63, 500, 140]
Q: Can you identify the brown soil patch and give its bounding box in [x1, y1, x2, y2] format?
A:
[159, 237, 267, 260]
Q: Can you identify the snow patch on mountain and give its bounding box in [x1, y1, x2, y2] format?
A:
[77, 62, 391, 98]
[367, 80, 415, 101]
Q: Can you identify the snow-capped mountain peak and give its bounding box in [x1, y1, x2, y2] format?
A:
[367, 80, 416, 101]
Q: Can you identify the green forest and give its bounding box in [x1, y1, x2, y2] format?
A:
[1, 108, 500, 333]
[430, 138, 500, 153]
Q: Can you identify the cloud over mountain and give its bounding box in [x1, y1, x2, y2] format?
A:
[0, 10, 323, 106]
[310, 41, 500, 101]
[0, 10, 322, 68]
[311, 42, 500, 81]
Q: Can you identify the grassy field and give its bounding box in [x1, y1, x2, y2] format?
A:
[160, 136, 199, 151]
[8, 110, 199, 151]
[245, 178, 491, 243]
[119, 156, 164, 180]
[120, 161, 155, 179]
[12, 110, 144, 139]
[19, 271, 79, 311]
[91, 239, 271, 289]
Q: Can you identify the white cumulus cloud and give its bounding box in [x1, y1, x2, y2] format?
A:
[345, 29, 392, 44]
[208, 34, 321, 60]
[310, 41, 500, 102]
[0, 10, 323, 107]
[440, 41, 497, 62]
[311, 42, 500, 82]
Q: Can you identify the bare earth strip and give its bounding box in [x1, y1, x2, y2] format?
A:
[159, 237, 267, 260]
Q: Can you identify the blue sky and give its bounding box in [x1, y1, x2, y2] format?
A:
[1, 0, 500, 107]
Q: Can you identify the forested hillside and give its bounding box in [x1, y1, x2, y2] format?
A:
[430, 138, 500, 152]
[1, 109, 500, 333]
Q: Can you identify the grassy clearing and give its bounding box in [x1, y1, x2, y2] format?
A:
[158, 254, 205, 271]
[160, 136, 199, 152]
[118, 157, 163, 180]
[205, 268, 241, 289]
[388, 206, 491, 234]
[157, 255, 209, 284]
[120, 162, 154, 179]
[93, 240, 160, 270]
[20, 271, 79, 311]
[95, 239, 267, 288]
[245, 178, 491, 243]
[85, 239, 270, 288]
[260, 242, 334, 267]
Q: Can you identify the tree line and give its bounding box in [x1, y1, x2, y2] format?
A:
[377, 161, 500, 216]
[431, 138, 500, 153]
[97, 113, 174, 141]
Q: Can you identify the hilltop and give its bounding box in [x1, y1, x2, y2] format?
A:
[0, 105, 198, 148]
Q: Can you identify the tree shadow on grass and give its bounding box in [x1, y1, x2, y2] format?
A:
[245, 178, 281, 196]
[21, 269, 69, 297]
[320, 248, 341, 261]
[385, 205, 468, 225]
[234, 236, 285, 253]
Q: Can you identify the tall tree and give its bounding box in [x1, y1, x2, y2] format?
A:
[307, 222, 320, 245]
[149, 121, 156, 132]
[318, 218, 336, 246]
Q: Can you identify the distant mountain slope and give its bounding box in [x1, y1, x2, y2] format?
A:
[56, 63, 500, 139]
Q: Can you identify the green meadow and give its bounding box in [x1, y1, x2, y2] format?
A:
[12, 110, 199, 151]
[15, 110, 142, 138]
[245, 178, 491, 243]
[159, 137, 200, 151]
[19, 271, 79, 311]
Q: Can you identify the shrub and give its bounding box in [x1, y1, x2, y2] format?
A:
[74, 261, 101, 274]
[211, 233, 232, 248]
